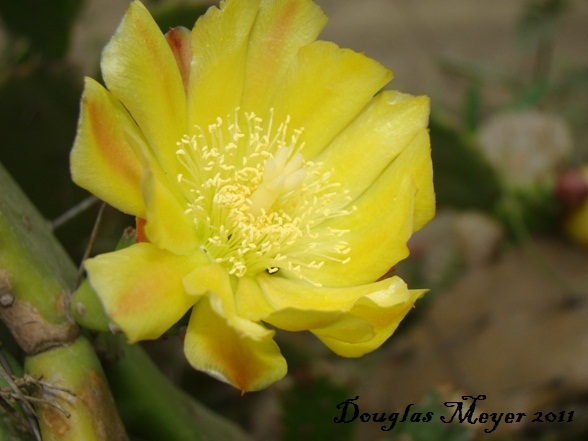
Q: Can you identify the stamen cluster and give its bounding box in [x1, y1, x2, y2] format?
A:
[175, 109, 354, 284]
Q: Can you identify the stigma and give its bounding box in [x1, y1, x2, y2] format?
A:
[249, 147, 306, 216]
[174, 108, 353, 284]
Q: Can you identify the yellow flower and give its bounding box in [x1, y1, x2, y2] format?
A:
[71, 0, 434, 392]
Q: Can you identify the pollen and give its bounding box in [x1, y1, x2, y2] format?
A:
[175, 108, 353, 285]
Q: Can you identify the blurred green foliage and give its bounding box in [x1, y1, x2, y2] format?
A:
[517, 0, 571, 49]
[153, 3, 211, 32]
[282, 375, 354, 441]
[0, 0, 83, 60]
[0, 65, 82, 217]
[429, 115, 501, 212]
[435, 0, 588, 239]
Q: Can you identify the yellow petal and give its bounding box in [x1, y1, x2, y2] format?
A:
[184, 296, 286, 392]
[70, 77, 147, 216]
[101, 1, 187, 177]
[270, 40, 392, 159]
[240, 0, 327, 114]
[182, 264, 284, 388]
[183, 263, 271, 340]
[182, 261, 233, 298]
[310, 314, 374, 343]
[84, 243, 208, 342]
[142, 170, 200, 254]
[295, 130, 433, 287]
[241, 273, 344, 331]
[187, 0, 259, 129]
[312, 283, 425, 357]
[402, 132, 435, 234]
[234, 276, 274, 322]
[316, 90, 430, 203]
[255, 273, 410, 334]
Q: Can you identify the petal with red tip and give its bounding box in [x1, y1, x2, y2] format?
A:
[165, 26, 192, 94]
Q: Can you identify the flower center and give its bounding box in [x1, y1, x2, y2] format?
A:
[248, 146, 306, 217]
[175, 108, 353, 285]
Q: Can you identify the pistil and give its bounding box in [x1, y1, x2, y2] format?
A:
[248, 147, 306, 216]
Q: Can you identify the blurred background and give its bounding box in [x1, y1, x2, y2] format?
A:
[1, 0, 587, 440]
